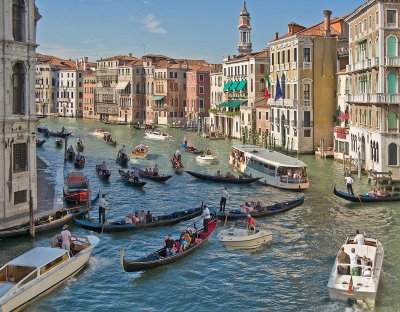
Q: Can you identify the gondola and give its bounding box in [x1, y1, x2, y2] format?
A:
[181, 143, 203, 155]
[121, 215, 217, 272]
[49, 130, 72, 138]
[55, 138, 63, 148]
[217, 195, 305, 220]
[133, 167, 172, 182]
[75, 205, 203, 232]
[116, 153, 129, 167]
[96, 165, 111, 180]
[36, 139, 45, 147]
[185, 170, 260, 184]
[66, 149, 75, 161]
[76, 140, 84, 151]
[105, 139, 117, 146]
[74, 154, 86, 168]
[118, 170, 147, 187]
[333, 187, 400, 203]
[37, 125, 48, 133]
[171, 157, 183, 174]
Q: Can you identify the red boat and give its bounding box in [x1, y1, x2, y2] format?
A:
[63, 172, 90, 203]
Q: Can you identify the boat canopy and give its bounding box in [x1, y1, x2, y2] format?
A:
[7, 247, 67, 269]
[232, 145, 307, 168]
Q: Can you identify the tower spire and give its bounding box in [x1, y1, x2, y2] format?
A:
[238, 1, 252, 54]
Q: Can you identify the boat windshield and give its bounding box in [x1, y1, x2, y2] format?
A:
[0, 265, 36, 284]
[277, 166, 308, 183]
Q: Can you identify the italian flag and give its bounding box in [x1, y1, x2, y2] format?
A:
[265, 74, 271, 104]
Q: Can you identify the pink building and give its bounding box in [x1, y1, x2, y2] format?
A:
[82, 72, 96, 119]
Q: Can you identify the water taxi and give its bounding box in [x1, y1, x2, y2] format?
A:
[327, 236, 384, 308]
[0, 235, 99, 312]
[229, 145, 309, 190]
[144, 131, 171, 141]
[91, 128, 110, 138]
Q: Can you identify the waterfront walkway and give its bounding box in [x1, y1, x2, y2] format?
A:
[0, 156, 58, 230]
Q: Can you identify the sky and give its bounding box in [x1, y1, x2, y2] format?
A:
[36, 0, 365, 64]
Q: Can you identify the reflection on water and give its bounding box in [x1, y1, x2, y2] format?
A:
[1, 117, 399, 311]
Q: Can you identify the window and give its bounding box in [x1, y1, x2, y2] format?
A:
[277, 52, 280, 64]
[387, 10, 397, 26]
[388, 143, 398, 165]
[266, 112, 269, 120]
[288, 49, 291, 63]
[304, 129, 311, 137]
[388, 111, 398, 130]
[199, 86, 204, 94]
[271, 53, 274, 66]
[387, 36, 398, 57]
[260, 64, 265, 74]
[12, 0, 23, 42]
[13, 143, 27, 172]
[282, 51, 285, 64]
[199, 99, 204, 108]
[14, 190, 27, 205]
[199, 74, 204, 82]
[258, 111, 261, 119]
[303, 84, 310, 101]
[303, 48, 311, 62]
[294, 48, 297, 62]
[12, 63, 25, 115]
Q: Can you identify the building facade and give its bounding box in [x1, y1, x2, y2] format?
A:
[82, 73, 97, 119]
[0, 0, 40, 219]
[346, 0, 400, 178]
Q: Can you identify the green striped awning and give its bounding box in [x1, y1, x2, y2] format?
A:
[150, 95, 165, 101]
[223, 81, 233, 91]
[229, 81, 240, 91]
[236, 80, 247, 91]
[218, 100, 247, 108]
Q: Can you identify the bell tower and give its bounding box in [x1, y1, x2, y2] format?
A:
[238, 1, 252, 55]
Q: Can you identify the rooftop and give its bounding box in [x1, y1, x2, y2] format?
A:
[8, 247, 67, 268]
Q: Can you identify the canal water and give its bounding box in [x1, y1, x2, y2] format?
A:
[1, 117, 400, 311]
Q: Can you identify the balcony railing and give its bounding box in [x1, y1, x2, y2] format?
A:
[347, 57, 379, 73]
[346, 93, 400, 104]
[385, 56, 400, 67]
[303, 62, 312, 70]
[284, 63, 290, 70]
[291, 62, 297, 70]
[270, 65, 275, 72]
[280, 64, 285, 71]
[302, 121, 313, 127]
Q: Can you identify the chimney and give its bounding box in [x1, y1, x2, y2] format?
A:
[323, 10, 332, 37]
[275, 32, 279, 40]
[129, 53, 132, 57]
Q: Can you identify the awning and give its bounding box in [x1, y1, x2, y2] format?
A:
[150, 95, 165, 101]
[229, 81, 240, 91]
[218, 100, 247, 108]
[338, 113, 349, 120]
[236, 80, 247, 91]
[116, 81, 129, 90]
[223, 81, 233, 91]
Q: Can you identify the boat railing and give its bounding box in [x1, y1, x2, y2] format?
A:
[279, 176, 308, 184]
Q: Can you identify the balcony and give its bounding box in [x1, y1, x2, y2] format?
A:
[280, 64, 285, 71]
[268, 98, 299, 108]
[290, 62, 297, 70]
[347, 58, 379, 73]
[385, 56, 400, 67]
[303, 62, 312, 70]
[284, 63, 290, 70]
[270, 65, 275, 72]
[302, 121, 313, 127]
[346, 93, 400, 104]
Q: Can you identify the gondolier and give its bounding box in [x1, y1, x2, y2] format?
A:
[220, 187, 230, 212]
[98, 194, 108, 224]
[202, 205, 211, 233]
[345, 175, 354, 195]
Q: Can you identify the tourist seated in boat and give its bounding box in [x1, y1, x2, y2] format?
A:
[164, 234, 176, 256]
[254, 201, 262, 212]
[148, 168, 153, 175]
[132, 168, 140, 182]
[144, 168, 149, 174]
[377, 187, 389, 197]
[98, 161, 107, 172]
[362, 267, 372, 277]
[153, 164, 159, 176]
[145, 210, 153, 223]
[337, 246, 350, 275]
[225, 172, 235, 179]
[216, 170, 221, 177]
[180, 233, 191, 251]
[368, 188, 379, 197]
[140, 210, 146, 221]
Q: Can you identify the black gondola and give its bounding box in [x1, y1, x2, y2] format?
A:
[333, 187, 400, 202]
[180, 144, 203, 154]
[74, 154, 86, 168]
[55, 139, 63, 148]
[37, 125, 48, 133]
[96, 165, 111, 180]
[75, 206, 203, 232]
[217, 195, 305, 220]
[118, 170, 146, 187]
[121, 215, 217, 272]
[116, 153, 129, 167]
[67, 149, 75, 161]
[132, 167, 172, 182]
[76, 140, 84, 151]
[185, 170, 260, 184]
[49, 131, 72, 138]
[36, 139, 45, 147]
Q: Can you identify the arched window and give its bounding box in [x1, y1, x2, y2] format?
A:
[281, 74, 286, 99]
[12, 0, 24, 42]
[387, 72, 397, 93]
[174, 82, 178, 92]
[388, 111, 398, 130]
[387, 36, 398, 58]
[136, 82, 140, 94]
[151, 82, 154, 94]
[388, 143, 398, 165]
[12, 62, 25, 114]
[369, 40, 372, 58]
[375, 37, 379, 58]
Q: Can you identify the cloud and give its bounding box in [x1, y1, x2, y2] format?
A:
[143, 0, 150, 4]
[82, 38, 103, 44]
[142, 14, 167, 34]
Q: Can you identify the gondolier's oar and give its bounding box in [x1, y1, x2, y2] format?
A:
[224, 198, 231, 227]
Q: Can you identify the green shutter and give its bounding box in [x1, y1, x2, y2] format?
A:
[388, 111, 397, 129]
[387, 36, 397, 58]
[388, 73, 397, 94]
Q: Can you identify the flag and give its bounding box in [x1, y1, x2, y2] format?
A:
[265, 74, 271, 103]
[275, 75, 282, 101]
[348, 276, 353, 294]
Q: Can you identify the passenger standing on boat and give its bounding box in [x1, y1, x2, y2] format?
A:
[246, 215, 256, 231]
[220, 187, 230, 212]
[153, 164, 159, 176]
[202, 204, 211, 233]
[60, 224, 72, 251]
[133, 168, 140, 182]
[349, 248, 360, 276]
[337, 247, 350, 275]
[175, 149, 182, 161]
[98, 194, 108, 224]
[146, 210, 153, 223]
[354, 230, 365, 245]
[345, 175, 354, 195]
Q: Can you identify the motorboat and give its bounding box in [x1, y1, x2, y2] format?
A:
[63, 172, 90, 203]
[130, 144, 149, 159]
[217, 223, 272, 250]
[144, 131, 171, 141]
[196, 154, 218, 164]
[327, 236, 384, 308]
[0, 235, 99, 312]
[91, 128, 110, 138]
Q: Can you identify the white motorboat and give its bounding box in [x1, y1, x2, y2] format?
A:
[327, 236, 384, 308]
[0, 235, 99, 312]
[91, 128, 110, 138]
[130, 144, 149, 159]
[196, 154, 218, 164]
[144, 131, 171, 141]
[217, 223, 272, 250]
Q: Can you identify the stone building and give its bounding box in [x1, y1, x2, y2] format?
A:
[35, 55, 57, 116]
[346, 0, 400, 178]
[82, 72, 97, 119]
[0, 0, 40, 219]
[268, 11, 348, 153]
